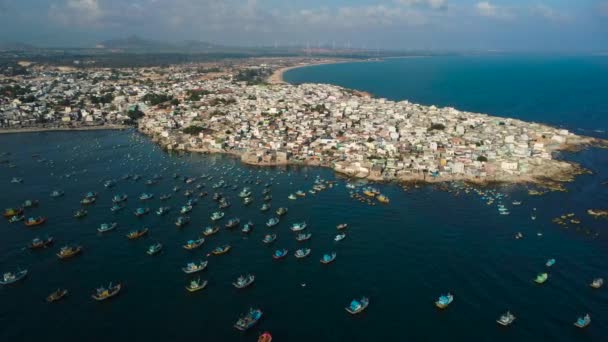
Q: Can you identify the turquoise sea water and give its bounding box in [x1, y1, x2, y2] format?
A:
[1, 56, 608, 341]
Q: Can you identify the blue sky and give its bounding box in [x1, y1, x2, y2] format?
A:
[0, 0, 607, 51]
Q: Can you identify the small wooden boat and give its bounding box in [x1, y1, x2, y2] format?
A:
[134, 208, 150, 217]
[334, 233, 346, 242]
[290, 222, 307, 232]
[182, 260, 208, 274]
[295, 248, 311, 259]
[112, 194, 128, 203]
[260, 203, 271, 212]
[234, 308, 263, 331]
[295, 233, 311, 242]
[110, 204, 125, 212]
[24, 216, 47, 227]
[156, 206, 170, 216]
[84, 191, 97, 199]
[56, 245, 82, 259]
[272, 249, 288, 260]
[211, 245, 231, 255]
[233, 274, 255, 289]
[22, 199, 39, 208]
[175, 216, 191, 227]
[126, 228, 148, 240]
[320, 252, 336, 264]
[210, 211, 225, 221]
[0, 270, 28, 285]
[345, 297, 369, 314]
[590, 278, 604, 289]
[139, 193, 154, 201]
[8, 215, 24, 223]
[183, 238, 205, 250]
[97, 222, 118, 233]
[159, 194, 172, 201]
[80, 197, 96, 205]
[545, 258, 556, 267]
[47, 288, 68, 303]
[288, 194, 297, 200]
[50, 190, 65, 198]
[276, 207, 288, 216]
[242, 222, 254, 234]
[147, 243, 163, 255]
[92, 282, 121, 301]
[180, 205, 193, 214]
[266, 217, 280, 227]
[262, 234, 277, 244]
[337, 223, 348, 230]
[29, 236, 54, 249]
[435, 293, 454, 309]
[225, 218, 240, 228]
[258, 332, 272, 342]
[203, 226, 220, 236]
[186, 278, 208, 292]
[376, 194, 390, 204]
[496, 311, 516, 326]
[2, 208, 24, 219]
[574, 314, 591, 328]
[534, 273, 548, 284]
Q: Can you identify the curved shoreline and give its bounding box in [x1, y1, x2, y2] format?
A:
[269, 59, 370, 84]
[0, 125, 129, 135]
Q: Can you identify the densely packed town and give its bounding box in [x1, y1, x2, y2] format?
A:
[0, 59, 598, 185]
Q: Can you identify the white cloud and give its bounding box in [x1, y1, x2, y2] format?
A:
[531, 4, 569, 22]
[50, 0, 103, 26]
[397, 0, 448, 10]
[475, 1, 512, 20]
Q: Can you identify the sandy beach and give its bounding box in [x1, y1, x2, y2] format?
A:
[268, 59, 361, 84]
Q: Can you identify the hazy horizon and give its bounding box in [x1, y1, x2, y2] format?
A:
[0, 0, 607, 52]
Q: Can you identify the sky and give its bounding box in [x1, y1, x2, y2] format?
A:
[0, 0, 607, 51]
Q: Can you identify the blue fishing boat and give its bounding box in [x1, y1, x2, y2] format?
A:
[211, 211, 225, 221]
[134, 207, 150, 217]
[225, 218, 240, 228]
[234, 308, 263, 331]
[242, 222, 254, 233]
[183, 238, 205, 250]
[156, 206, 170, 216]
[175, 216, 190, 227]
[182, 260, 208, 274]
[84, 191, 97, 199]
[345, 297, 369, 314]
[233, 274, 255, 289]
[110, 204, 125, 212]
[295, 233, 312, 242]
[266, 217, 280, 227]
[574, 314, 591, 328]
[320, 252, 336, 264]
[272, 249, 288, 260]
[139, 193, 154, 201]
[98, 222, 118, 233]
[262, 234, 277, 244]
[546, 258, 556, 267]
[435, 293, 454, 309]
[295, 248, 311, 258]
[112, 194, 128, 203]
[0, 269, 28, 285]
[146, 243, 163, 255]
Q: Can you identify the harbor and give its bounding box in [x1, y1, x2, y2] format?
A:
[1, 129, 607, 341]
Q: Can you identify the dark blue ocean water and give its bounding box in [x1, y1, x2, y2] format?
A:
[1, 56, 608, 342]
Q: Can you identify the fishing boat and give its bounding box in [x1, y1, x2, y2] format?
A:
[50, 190, 65, 198]
[200, 225, 218, 236]
[288, 194, 297, 200]
[186, 198, 198, 206]
[84, 191, 97, 199]
[23, 216, 46, 227]
[496, 311, 516, 326]
[546, 258, 556, 267]
[295, 248, 311, 258]
[22, 199, 39, 208]
[276, 207, 288, 216]
[134, 208, 150, 217]
[46, 288, 68, 303]
[258, 332, 272, 342]
[225, 218, 241, 228]
[574, 314, 591, 328]
[211, 245, 231, 255]
[260, 203, 271, 212]
[320, 252, 337, 264]
[334, 233, 346, 242]
[243, 197, 254, 205]
[180, 205, 193, 214]
[238, 188, 252, 198]
[182, 260, 208, 274]
[296, 233, 312, 242]
[104, 180, 116, 188]
[512, 201, 522, 205]
[110, 204, 125, 212]
[97, 222, 118, 233]
[242, 222, 254, 233]
[337, 223, 348, 230]
[80, 197, 96, 205]
[74, 209, 88, 218]
[435, 293, 454, 309]
[56, 245, 82, 259]
[219, 200, 231, 209]
[272, 249, 288, 260]
[10, 177, 23, 184]
[345, 297, 369, 314]
[173, 186, 181, 193]
[9, 215, 24, 223]
[183, 238, 205, 250]
[92, 282, 121, 301]
[156, 206, 170, 216]
[213, 193, 222, 201]
[139, 193, 154, 201]
[29, 236, 54, 249]
[3, 207, 24, 218]
[0, 270, 28, 285]
[266, 217, 280, 227]
[590, 278, 604, 289]
[185, 278, 208, 292]
[376, 194, 390, 204]
[145, 179, 158, 186]
[175, 216, 190, 227]
[290, 222, 307, 232]
[146, 243, 163, 255]
[211, 211, 225, 221]
[234, 308, 263, 331]
[126, 228, 148, 240]
[159, 194, 172, 201]
[263, 195, 272, 202]
[295, 190, 306, 197]
[262, 234, 277, 244]
[534, 273, 548, 284]
[233, 274, 255, 289]
[112, 194, 128, 203]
